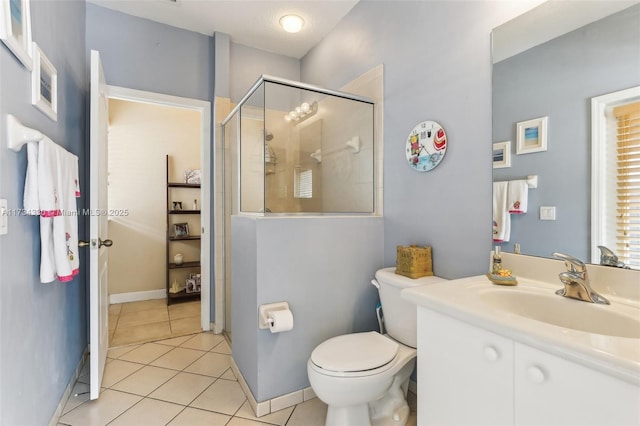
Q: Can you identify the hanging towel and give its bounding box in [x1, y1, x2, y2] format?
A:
[493, 181, 510, 242]
[508, 179, 528, 214]
[23, 137, 80, 283]
[23, 142, 40, 213]
[52, 147, 80, 282]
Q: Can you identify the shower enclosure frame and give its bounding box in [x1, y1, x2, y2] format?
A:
[221, 74, 376, 216]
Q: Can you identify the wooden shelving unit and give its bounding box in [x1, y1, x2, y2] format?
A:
[166, 155, 201, 305]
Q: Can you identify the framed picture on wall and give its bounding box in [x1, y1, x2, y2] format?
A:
[516, 116, 548, 154]
[31, 42, 58, 121]
[492, 141, 511, 169]
[0, 0, 33, 69]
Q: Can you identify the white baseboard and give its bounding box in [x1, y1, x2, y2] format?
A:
[230, 357, 316, 418]
[49, 346, 89, 426]
[109, 289, 165, 304]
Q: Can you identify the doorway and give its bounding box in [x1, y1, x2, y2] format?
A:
[104, 86, 211, 347]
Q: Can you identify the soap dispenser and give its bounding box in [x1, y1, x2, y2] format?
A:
[492, 246, 502, 274]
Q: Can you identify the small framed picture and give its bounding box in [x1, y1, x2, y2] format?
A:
[516, 116, 547, 154]
[172, 201, 182, 210]
[189, 272, 201, 293]
[185, 278, 197, 293]
[492, 141, 511, 169]
[174, 222, 189, 238]
[31, 42, 57, 121]
[184, 169, 201, 184]
[0, 0, 33, 70]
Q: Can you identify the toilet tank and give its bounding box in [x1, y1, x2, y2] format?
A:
[374, 267, 448, 348]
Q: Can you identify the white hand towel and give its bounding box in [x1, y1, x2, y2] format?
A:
[37, 137, 62, 217]
[508, 179, 528, 214]
[23, 142, 40, 214]
[493, 181, 510, 242]
[53, 148, 80, 282]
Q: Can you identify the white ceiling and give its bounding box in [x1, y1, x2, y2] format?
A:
[87, 0, 360, 59]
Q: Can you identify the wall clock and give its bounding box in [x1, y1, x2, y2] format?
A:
[405, 120, 447, 172]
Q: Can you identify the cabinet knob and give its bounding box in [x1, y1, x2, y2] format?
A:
[527, 366, 546, 384]
[484, 346, 499, 362]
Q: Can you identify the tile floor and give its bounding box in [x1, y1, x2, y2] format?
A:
[109, 299, 201, 347]
[57, 332, 418, 426]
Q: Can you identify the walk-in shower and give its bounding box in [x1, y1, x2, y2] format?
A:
[220, 75, 376, 340]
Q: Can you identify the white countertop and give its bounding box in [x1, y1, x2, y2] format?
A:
[401, 275, 640, 386]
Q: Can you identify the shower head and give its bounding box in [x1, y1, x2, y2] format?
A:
[265, 130, 274, 141]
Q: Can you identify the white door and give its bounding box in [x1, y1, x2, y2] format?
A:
[89, 50, 111, 400]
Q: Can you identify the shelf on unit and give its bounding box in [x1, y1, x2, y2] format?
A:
[168, 261, 201, 269]
[168, 235, 201, 241]
[167, 289, 201, 300]
[168, 209, 201, 214]
[168, 182, 201, 188]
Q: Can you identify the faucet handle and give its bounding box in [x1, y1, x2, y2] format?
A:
[552, 252, 586, 273]
[597, 245, 628, 268]
[597, 246, 618, 266]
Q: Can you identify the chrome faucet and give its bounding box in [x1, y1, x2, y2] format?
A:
[552, 252, 610, 305]
[597, 246, 629, 269]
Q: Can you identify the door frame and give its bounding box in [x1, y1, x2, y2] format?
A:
[107, 85, 212, 331]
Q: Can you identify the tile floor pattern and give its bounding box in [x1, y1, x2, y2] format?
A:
[109, 299, 202, 347]
[58, 332, 418, 426]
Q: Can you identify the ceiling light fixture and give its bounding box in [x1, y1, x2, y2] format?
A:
[279, 14, 304, 33]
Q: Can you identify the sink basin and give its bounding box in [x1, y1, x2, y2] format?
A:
[480, 288, 640, 338]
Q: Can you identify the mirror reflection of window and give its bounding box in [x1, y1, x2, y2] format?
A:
[593, 92, 640, 270]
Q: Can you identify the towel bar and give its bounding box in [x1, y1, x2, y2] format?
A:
[6, 114, 44, 152]
[497, 175, 538, 189]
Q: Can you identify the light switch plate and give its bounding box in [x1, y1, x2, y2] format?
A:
[540, 206, 556, 221]
[0, 199, 8, 235]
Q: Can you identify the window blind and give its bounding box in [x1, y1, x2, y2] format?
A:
[613, 101, 640, 269]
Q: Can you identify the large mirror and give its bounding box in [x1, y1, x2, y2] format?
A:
[491, 1, 640, 268]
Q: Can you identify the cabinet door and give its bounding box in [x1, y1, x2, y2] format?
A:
[417, 307, 514, 425]
[515, 343, 640, 425]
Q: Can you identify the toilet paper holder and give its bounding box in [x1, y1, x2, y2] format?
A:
[258, 302, 290, 329]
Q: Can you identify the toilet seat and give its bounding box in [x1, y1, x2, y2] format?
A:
[310, 332, 399, 377]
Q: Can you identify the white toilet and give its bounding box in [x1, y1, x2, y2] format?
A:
[307, 267, 448, 426]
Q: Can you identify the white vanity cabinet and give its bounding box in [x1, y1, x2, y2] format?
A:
[514, 343, 640, 425]
[417, 308, 514, 425]
[417, 307, 640, 426]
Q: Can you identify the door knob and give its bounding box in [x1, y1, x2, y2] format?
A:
[78, 239, 113, 248]
[99, 238, 113, 248]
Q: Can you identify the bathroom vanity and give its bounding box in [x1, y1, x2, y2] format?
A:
[401, 255, 640, 425]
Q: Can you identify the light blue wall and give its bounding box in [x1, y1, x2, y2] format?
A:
[0, 1, 87, 424]
[301, 1, 531, 279]
[229, 42, 300, 103]
[232, 216, 384, 401]
[492, 5, 640, 260]
[86, 3, 212, 101]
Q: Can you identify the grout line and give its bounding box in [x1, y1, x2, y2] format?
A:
[166, 405, 189, 426]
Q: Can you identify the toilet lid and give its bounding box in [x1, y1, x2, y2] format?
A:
[311, 332, 398, 373]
